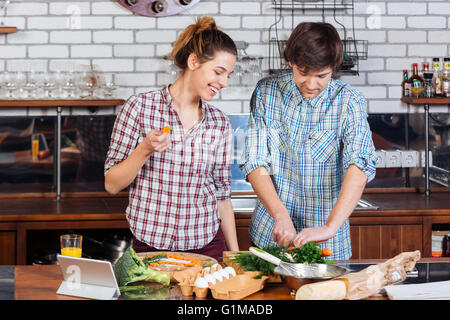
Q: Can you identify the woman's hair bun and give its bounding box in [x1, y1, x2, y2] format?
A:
[169, 16, 236, 70]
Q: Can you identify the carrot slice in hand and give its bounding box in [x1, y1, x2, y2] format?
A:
[321, 248, 333, 257]
[162, 126, 171, 134]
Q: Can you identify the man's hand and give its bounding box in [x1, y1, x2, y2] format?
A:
[273, 213, 297, 247]
[142, 129, 170, 154]
[291, 224, 336, 247]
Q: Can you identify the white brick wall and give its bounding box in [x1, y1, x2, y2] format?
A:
[0, 0, 449, 116]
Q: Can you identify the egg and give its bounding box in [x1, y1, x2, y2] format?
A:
[211, 263, 221, 272]
[203, 274, 216, 285]
[202, 267, 211, 275]
[194, 277, 209, 288]
[212, 271, 224, 282]
[217, 268, 230, 280]
[224, 266, 236, 278]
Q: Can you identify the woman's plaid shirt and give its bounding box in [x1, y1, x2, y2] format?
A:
[240, 72, 377, 260]
[105, 87, 233, 251]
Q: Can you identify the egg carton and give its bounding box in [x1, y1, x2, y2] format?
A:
[177, 263, 237, 298]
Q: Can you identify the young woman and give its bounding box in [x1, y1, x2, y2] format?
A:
[104, 17, 239, 260]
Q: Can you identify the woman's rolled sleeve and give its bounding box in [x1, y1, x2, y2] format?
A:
[342, 95, 377, 182]
[239, 88, 272, 179]
[104, 95, 141, 175]
[213, 120, 233, 201]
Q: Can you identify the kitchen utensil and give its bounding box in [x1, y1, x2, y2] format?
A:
[274, 263, 350, 290]
[82, 233, 131, 264]
[249, 246, 320, 277]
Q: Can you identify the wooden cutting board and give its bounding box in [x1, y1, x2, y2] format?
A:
[137, 251, 218, 281]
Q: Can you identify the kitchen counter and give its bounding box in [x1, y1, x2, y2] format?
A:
[11, 257, 450, 300]
[1, 190, 450, 264]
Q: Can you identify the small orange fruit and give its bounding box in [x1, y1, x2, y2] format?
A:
[162, 126, 170, 134]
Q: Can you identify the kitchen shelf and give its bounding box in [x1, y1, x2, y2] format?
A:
[0, 26, 17, 34]
[0, 99, 125, 107]
[401, 97, 450, 105]
[401, 96, 450, 197]
[0, 99, 125, 201]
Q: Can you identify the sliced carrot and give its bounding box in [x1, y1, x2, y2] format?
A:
[321, 248, 333, 257]
[162, 126, 171, 134]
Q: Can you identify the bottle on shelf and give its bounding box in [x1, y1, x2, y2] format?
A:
[423, 72, 433, 98]
[432, 57, 442, 96]
[442, 57, 450, 98]
[401, 69, 410, 97]
[409, 63, 423, 97]
[421, 61, 430, 80]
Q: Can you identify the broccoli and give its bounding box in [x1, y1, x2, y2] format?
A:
[114, 247, 170, 287]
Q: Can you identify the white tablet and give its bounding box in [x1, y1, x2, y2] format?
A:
[56, 254, 120, 300]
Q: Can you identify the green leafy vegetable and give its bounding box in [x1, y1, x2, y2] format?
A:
[290, 242, 336, 264]
[227, 242, 335, 278]
[120, 286, 171, 300]
[114, 247, 170, 287]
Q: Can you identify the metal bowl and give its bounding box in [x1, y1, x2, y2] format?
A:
[274, 264, 349, 291]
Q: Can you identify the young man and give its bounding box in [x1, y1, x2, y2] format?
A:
[240, 22, 377, 260]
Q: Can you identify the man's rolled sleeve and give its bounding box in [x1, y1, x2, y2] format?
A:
[104, 95, 141, 175]
[239, 87, 272, 180]
[342, 95, 377, 182]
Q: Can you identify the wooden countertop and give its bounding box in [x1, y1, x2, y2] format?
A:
[16, 257, 450, 300]
[0, 191, 449, 222]
[13, 265, 295, 300]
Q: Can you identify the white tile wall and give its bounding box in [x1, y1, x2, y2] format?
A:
[0, 0, 449, 116]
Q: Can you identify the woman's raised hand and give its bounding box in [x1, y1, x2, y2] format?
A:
[142, 128, 171, 154]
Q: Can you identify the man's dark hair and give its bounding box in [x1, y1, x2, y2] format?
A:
[283, 22, 343, 75]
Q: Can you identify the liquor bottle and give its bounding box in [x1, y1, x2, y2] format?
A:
[409, 63, 423, 97]
[401, 69, 410, 97]
[443, 57, 450, 97]
[432, 57, 442, 96]
[422, 62, 430, 80]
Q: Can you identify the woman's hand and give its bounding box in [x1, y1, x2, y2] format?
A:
[142, 129, 170, 155]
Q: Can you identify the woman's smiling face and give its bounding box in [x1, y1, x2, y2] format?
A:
[188, 50, 236, 101]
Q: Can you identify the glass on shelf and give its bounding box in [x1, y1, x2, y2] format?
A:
[98, 74, 117, 98]
[61, 71, 78, 99]
[78, 65, 101, 99]
[43, 72, 57, 99]
[229, 62, 243, 86]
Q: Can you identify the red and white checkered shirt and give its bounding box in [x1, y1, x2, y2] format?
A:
[105, 86, 233, 251]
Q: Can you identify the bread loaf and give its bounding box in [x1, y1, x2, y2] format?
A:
[295, 279, 347, 300]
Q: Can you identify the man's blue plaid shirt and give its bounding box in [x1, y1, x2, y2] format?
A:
[240, 71, 377, 260]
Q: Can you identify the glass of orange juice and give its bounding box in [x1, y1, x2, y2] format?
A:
[60, 234, 82, 257]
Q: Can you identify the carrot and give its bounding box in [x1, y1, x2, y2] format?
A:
[162, 126, 171, 134]
[321, 248, 333, 257]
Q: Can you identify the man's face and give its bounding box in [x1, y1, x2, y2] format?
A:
[290, 63, 333, 99]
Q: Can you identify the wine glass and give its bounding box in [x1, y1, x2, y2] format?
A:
[23, 71, 39, 99]
[229, 61, 243, 86]
[167, 63, 180, 84]
[43, 72, 56, 99]
[62, 71, 78, 99]
[99, 74, 117, 98]
[0, 0, 10, 26]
